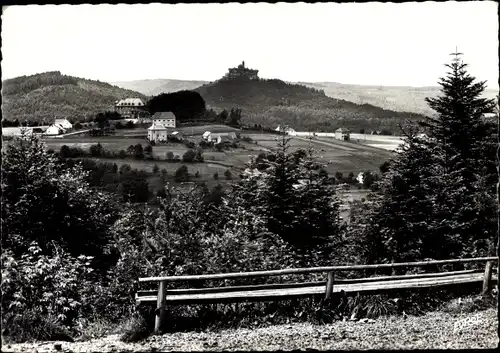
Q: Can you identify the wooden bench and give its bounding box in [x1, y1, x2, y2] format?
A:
[136, 256, 498, 333]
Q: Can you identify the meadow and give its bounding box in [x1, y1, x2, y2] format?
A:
[39, 128, 394, 177]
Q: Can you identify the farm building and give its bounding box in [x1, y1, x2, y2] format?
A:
[335, 128, 350, 141]
[54, 118, 72, 130]
[202, 131, 212, 140]
[169, 131, 184, 141]
[216, 135, 234, 144]
[147, 123, 168, 143]
[204, 131, 237, 144]
[46, 124, 67, 135]
[275, 125, 297, 136]
[115, 98, 147, 119]
[152, 112, 176, 128]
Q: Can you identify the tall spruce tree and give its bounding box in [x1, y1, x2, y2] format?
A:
[364, 52, 497, 264]
[422, 52, 497, 257]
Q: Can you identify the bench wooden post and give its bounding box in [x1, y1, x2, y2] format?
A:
[482, 261, 493, 295]
[325, 271, 334, 300]
[154, 280, 167, 334]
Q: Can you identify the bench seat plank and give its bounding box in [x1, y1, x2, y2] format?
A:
[137, 272, 494, 305]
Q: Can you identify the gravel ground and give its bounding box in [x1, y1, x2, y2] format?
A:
[2, 308, 498, 352]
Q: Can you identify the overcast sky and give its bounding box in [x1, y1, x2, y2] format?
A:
[1, 2, 498, 88]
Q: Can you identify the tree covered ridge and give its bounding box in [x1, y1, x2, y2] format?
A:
[2, 71, 146, 123]
[195, 77, 428, 133]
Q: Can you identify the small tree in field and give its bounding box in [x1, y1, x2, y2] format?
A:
[174, 165, 189, 182]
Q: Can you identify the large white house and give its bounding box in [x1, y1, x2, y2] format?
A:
[147, 123, 168, 143]
[152, 112, 176, 128]
[115, 98, 147, 119]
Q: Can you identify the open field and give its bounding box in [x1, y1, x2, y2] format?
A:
[38, 131, 394, 176]
[91, 158, 232, 175]
[3, 308, 496, 351]
[112, 124, 241, 137]
[5, 128, 394, 178]
[244, 134, 394, 175]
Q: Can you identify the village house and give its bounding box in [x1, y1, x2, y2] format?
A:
[275, 125, 297, 136]
[54, 118, 73, 130]
[335, 128, 351, 141]
[147, 123, 168, 143]
[169, 131, 183, 141]
[46, 123, 66, 135]
[152, 112, 176, 128]
[115, 98, 147, 119]
[203, 131, 237, 144]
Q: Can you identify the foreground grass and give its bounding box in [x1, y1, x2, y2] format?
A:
[2, 308, 497, 352]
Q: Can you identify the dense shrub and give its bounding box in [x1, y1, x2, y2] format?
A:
[1, 243, 96, 341]
[182, 149, 196, 162]
[2, 133, 118, 268]
[174, 165, 189, 182]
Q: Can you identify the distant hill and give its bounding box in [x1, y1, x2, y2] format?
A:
[2, 71, 146, 123]
[110, 79, 209, 96]
[193, 78, 427, 133]
[298, 81, 498, 117]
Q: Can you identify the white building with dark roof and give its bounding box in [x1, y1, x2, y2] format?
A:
[152, 112, 176, 128]
[147, 123, 168, 143]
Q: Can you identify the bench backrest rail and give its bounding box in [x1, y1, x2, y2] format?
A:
[139, 256, 498, 334]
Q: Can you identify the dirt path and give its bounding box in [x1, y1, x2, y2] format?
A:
[3, 309, 497, 352]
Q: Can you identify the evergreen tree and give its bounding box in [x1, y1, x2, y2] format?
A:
[422, 52, 497, 257]
[365, 53, 497, 264]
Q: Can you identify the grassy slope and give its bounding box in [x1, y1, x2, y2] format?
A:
[2, 72, 147, 123]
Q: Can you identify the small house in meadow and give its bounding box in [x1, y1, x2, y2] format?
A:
[202, 131, 212, 141]
[54, 118, 72, 130]
[212, 132, 237, 144]
[335, 128, 350, 141]
[169, 131, 184, 141]
[46, 124, 67, 135]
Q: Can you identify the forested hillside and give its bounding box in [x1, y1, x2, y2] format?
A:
[2, 71, 146, 123]
[195, 78, 428, 133]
